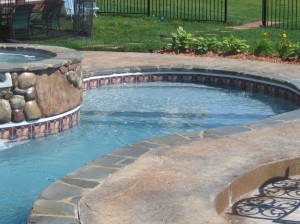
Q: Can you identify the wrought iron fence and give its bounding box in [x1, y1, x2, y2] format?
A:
[262, 0, 300, 30]
[96, 0, 227, 22]
[73, 0, 94, 37]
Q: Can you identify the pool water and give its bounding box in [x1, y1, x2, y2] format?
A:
[0, 52, 50, 64]
[0, 82, 298, 223]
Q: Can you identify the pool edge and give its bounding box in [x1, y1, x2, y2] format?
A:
[27, 63, 300, 224]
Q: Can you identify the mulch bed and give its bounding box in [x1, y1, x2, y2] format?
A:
[154, 49, 300, 65]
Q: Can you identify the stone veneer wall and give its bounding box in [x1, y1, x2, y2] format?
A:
[0, 44, 83, 140]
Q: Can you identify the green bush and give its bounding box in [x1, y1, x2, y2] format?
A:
[222, 35, 250, 54]
[194, 37, 222, 54]
[254, 32, 273, 56]
[288, 42, 300, 60]
[168, 26, 196, 54]
[167, 27, 299, 61]
[275, 32, 293, 59]
[168, 27, 223, 54]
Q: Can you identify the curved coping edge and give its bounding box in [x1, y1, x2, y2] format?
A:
[215, 157, 300, 215]
[0, 43, 82, 73]
[27, 68, 300, 223]
[83, 70, 300, 96]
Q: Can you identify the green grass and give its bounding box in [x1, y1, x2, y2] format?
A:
[31, 0, 300, 54]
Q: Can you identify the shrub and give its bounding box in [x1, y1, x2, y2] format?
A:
[222, 35, 250, 54]
[168, 26, 196, 54]
[254, 32, 273, 56]
[288, 42, 300, 60]
[194, 37, 222, 54]
[275, 31, 293, 59]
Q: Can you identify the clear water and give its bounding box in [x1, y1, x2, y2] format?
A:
[0, 82, 298, 224]
[0, 52, 50, 64]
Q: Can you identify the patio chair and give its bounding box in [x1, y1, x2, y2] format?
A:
[9, 4, 34, 39]
[32, 0, 64, 35]
[44, 0, 64, 34]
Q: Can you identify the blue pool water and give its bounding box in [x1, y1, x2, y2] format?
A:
[0, 82, 298, 223]
[0, 52, 50, 64]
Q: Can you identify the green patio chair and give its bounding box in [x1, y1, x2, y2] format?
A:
[42, 0, 64, 35]
[31, 0, 64, 36]
[10, 4, 34, 39]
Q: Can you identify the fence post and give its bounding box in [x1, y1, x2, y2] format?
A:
[224, 0, 228, 23]
[262, 0, 267, 26]
[147, 0, 150, 16]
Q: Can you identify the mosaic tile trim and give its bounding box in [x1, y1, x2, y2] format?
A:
[0, 107, 80, 141]
[83, 71, 300, 105]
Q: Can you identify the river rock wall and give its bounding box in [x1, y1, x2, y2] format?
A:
[0, 65, 82, 123]
[0, 44, 83, 125]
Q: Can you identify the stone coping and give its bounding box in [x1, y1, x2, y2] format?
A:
[0, 43, 82, 73]
[27, 59, 300, 224]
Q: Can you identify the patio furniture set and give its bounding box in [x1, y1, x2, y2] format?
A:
[0, 0, 98, 40]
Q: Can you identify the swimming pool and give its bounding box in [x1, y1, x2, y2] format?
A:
[0, 82, 298, 223]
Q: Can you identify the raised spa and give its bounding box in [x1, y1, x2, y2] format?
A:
[0, 44, 83, 139]
[0, 50, 53, 64]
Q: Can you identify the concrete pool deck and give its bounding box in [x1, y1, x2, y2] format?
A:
[28, 52, 300, 224]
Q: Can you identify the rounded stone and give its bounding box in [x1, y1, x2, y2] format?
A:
[12, 109, 25, 122]
[14, 87, 26, 95]
[24, 100, 42, 120]
[18, 72, 36, 89]
[76, 65, 82, 78]
[0, 90, 7, 98]
[11, 73, 19, 88]
[78, 77, 83, 89]
[66, 71, 78, 86]
[9, 95, 26, 109]
[3, 91, 13, 100]
[0, 99, 12, 123]
[25, 87, 37, 101]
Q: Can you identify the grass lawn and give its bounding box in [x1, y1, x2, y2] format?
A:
[35, 0, 300, 54]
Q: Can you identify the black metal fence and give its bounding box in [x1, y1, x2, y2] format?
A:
[73, 0, 94, 37]
[96, 0, 227, 22]
[262, 0, 300, 30]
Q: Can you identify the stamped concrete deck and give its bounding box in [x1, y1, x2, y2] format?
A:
[28, 52, 300, 224]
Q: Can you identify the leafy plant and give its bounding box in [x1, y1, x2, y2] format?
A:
[254, 32, 273, 56]
[275, 31, 293, 59]
[222, 35, 250, 54]
[206, 37, 222, 52]
[194, 37, 221, 54]
[194, 37, 209, 54]
[288, 42, 300, 60]
[168, 26, 196, 53]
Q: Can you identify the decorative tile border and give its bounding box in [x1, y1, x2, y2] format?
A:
[0, 106, 80, 141]
[83, 70, 300, 105]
